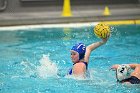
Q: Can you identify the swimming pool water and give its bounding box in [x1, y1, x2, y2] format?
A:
[0, 25, 140, 93]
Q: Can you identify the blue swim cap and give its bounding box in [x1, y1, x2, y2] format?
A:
[71, 43, 86, 60]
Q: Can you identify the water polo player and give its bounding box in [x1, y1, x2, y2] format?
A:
[111, 64, 140, 84]
[68, 37, 109, 78]
[68, 23, 110, 78]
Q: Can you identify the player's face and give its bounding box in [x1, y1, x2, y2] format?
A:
[70, 50, 79, 63]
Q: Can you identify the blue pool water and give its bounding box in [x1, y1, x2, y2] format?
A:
[0, 24, 140, 93]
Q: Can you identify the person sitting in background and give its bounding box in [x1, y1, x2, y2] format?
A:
[111, 64, 140, 84]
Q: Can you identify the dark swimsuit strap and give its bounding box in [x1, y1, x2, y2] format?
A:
[82, 62, 88, 69]
[73, 62, 88, 69]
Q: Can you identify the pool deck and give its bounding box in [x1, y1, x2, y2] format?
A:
[0, 4, 140, 26]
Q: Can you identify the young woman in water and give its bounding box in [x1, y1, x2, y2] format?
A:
[68, 36, 109, 78]
[111, 64, 140, 84]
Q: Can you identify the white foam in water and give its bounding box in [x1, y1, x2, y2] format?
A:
[20, 54, 58, 78]
[21, 61, 36, 77]
[65, 69, 94, 80]
[36, 54, 58, 78]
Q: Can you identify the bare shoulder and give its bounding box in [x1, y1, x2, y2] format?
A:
[74, 62, 86, 68]
[73, 62, 86, 74]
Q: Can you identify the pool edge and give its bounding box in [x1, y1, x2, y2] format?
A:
[99, 20, 140, 25]
[0, 19, 140, 31]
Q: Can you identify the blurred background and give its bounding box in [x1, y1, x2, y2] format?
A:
[0, 1, 140, 93]
[0, 0, 140, 26]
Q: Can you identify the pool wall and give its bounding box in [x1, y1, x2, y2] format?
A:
[0, 0, 140, 26]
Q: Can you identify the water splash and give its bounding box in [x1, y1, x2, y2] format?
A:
[36, 54, 58, 78]
[20, 54, 58, 79]
[21, 60, 36, 77]
[65, 69, 94, 80]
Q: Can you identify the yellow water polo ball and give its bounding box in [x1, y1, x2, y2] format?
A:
[94, 23, 110, 38]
